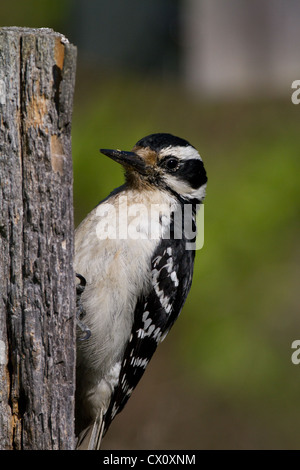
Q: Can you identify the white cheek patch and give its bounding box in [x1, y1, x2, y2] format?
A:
[159, 145, 202, 162]
[190, 183, 207, 201]
[162, 174, 207, 201]
[162, 175, 192, 195]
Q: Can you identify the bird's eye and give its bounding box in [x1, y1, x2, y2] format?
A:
[164, 157, 179, 171]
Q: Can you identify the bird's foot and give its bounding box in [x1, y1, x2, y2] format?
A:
[76, 273, 91, 341]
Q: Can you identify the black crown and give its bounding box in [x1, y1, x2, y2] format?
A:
[135, 133, 194, 151]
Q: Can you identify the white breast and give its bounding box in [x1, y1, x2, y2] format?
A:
[75, 187, 177, 384]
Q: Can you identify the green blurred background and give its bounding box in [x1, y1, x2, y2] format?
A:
[2, 0, 300, 449]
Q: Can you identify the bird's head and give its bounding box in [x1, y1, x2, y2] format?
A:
[100, 133, 207, 202]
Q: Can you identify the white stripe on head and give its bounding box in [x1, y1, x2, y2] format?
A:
[159, 145, 202, 162]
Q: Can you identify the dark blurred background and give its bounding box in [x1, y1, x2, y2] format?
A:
[2, 0, 300, 449]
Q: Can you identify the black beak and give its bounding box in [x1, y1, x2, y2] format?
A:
[100, 149, 147, 174]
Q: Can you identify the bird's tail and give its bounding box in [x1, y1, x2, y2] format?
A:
[76, 410, 105, 450]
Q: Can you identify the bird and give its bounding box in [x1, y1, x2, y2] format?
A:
[74, 133, 207, 449]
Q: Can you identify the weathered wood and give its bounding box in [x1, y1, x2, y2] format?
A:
[0, 27, 77, 450]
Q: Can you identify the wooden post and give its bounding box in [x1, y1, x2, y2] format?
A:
[0, 27, 77, 450]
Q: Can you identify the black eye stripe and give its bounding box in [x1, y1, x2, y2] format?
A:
[175, 159, 207, 189]
[159, 157, 207, 189]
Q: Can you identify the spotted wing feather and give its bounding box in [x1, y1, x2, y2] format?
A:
[103, 237, 195, 433]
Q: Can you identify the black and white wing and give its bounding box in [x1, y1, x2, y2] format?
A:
[103, 237, 195, 433]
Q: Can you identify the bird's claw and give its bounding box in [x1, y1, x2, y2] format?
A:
[77, 318, 92, 341]
[76, 273, 91, 341]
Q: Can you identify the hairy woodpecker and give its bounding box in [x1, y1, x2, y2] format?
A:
[75, 133, 207, 449]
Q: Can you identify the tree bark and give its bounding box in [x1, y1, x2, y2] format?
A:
[0, 27, 77, 450]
